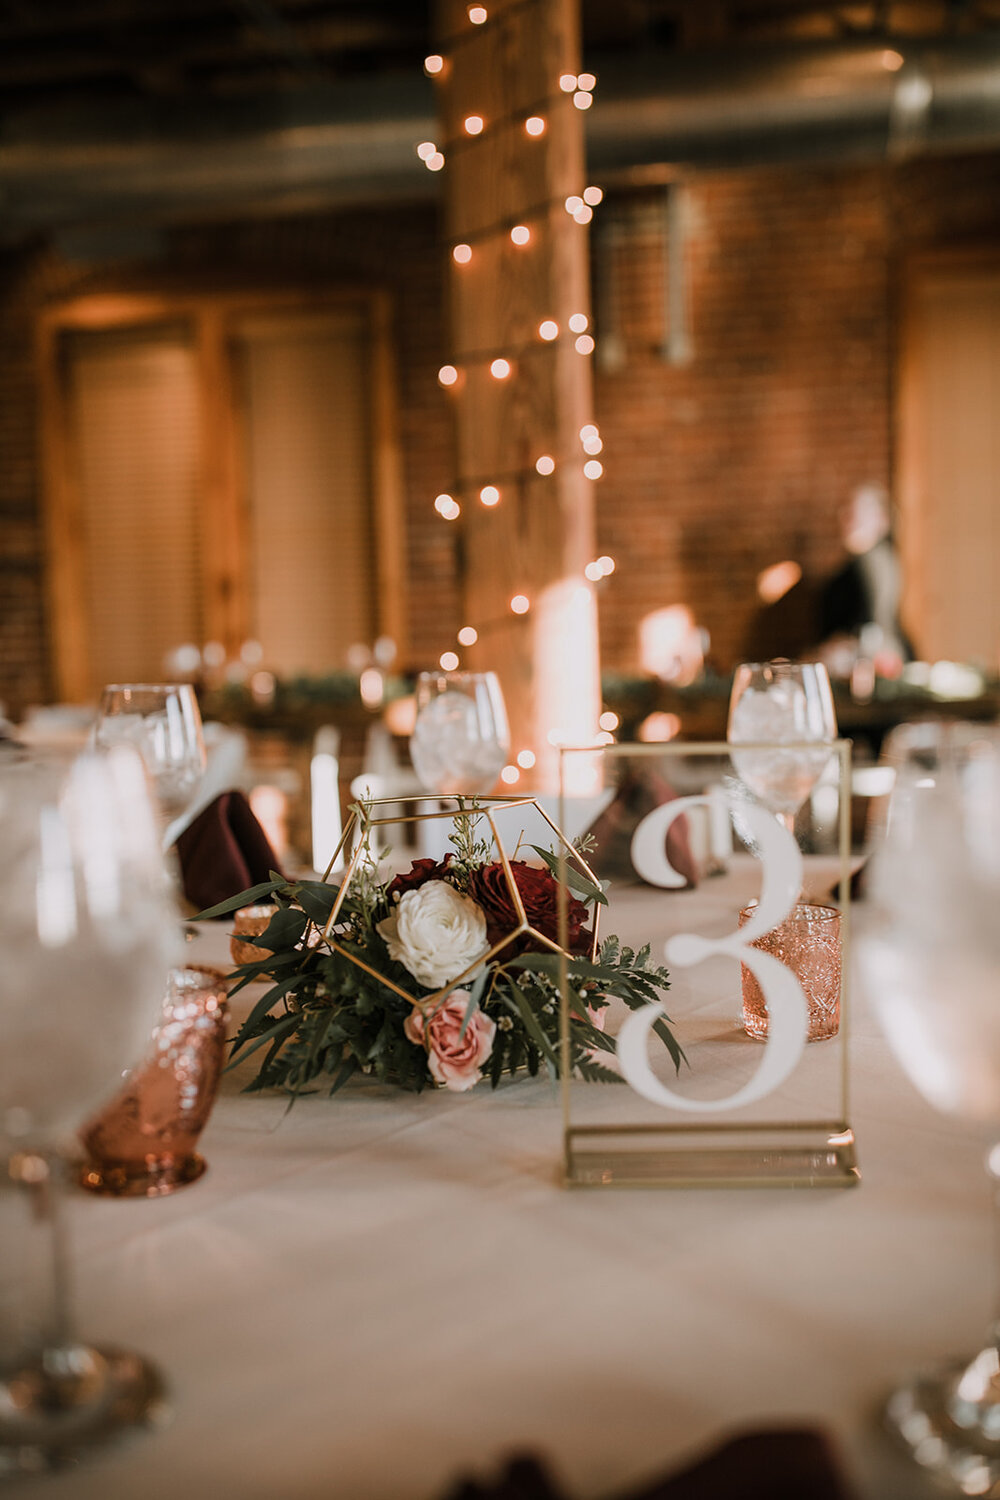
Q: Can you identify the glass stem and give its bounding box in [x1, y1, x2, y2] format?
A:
[776, 811, 796, 838]
[14, 1151, 74, 1352]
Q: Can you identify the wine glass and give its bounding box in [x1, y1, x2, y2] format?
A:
[93, 684, 206, 838]
[854, 720, 1000, 1491]
[727, 659, 837, 836]
[409, 671, 510, 795]
[0, 749, 179, 1473]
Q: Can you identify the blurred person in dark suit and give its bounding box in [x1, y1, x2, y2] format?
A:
[818, 482, 914, 672]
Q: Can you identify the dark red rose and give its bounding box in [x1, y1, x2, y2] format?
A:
[470, 859, 592, 956]
[385, 855, 453, 903]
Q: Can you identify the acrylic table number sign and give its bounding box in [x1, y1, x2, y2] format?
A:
[558, 740, 858, 1189]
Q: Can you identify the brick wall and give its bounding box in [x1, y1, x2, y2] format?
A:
[2, 150, 1000, 717]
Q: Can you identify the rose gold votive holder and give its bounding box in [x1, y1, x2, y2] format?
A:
[79, 966, 229, 1198]
[229, 903, 278, 966]
[738, 903, 842, 1043]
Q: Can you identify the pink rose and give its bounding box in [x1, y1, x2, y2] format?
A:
[404, 990, 496, 1093]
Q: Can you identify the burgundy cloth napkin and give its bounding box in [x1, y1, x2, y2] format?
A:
[583, 766, 698, 889]
[175, 790, 282, 913]
[441, 1429, 856, 1500]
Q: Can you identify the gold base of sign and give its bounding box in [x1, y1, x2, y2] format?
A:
[564, 1121, 860, 1190]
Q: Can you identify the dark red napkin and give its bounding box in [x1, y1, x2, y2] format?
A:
[441, 1429, 855, 1500]
[583, 766, 698, 889]
[174, 790, 282, 913]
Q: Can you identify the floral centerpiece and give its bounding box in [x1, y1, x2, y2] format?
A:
[196, 797, 681, 1098]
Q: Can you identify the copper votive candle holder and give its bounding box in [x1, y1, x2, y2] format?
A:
[739, 902, 842, 1043]
[79, 966, 229, 1198]
[229, 903, 278, 966]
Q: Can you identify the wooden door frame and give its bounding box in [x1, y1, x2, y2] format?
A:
[37, 287, 408, 700]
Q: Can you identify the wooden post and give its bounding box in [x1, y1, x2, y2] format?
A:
[432, 0, 600, 790]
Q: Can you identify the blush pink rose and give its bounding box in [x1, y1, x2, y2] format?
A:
[404, 990, 496, 1093]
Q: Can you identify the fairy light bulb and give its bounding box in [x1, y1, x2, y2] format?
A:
[535, 455, 555, 476]
[575, 334, 595, 355]
[584, 459, 603, 479]
[573, 91, 593, 111]
[573, 205, 593, 225]
[424, 54, 444, 75]
[580, 424, 599, 442]
[583, 186, 603, 206]
[438, 364, 459, 387]
[516, 749, 536, 769]
[584, 562, 602, 581]
[467, 4, 487, 21]
[457, 626, 478, 646]
[565, 195, 583, 215]
[426, 152, 445, 171]
[525, 116, 546, 137]
[578, 73, 597, 90]
[434, 494, 461, 520]
[464, 115, 484, 136]
[599, 711, 619, 732]
[538, 320, 558, 341]
[583, 434, 602, 455]
[510, 594, 530, 615]
[416, 141, 437, 161]
[500, 765, 520, 785]
[440, 652, 460, 671]
[480, 485, 500, 506]
[559, 73, 578, 92]
[568, 312, 588, 333]
[598, 555, 615, 574]
[490, 358, 511, 379]
[510, 225, 531, 246]
[453, 243, 473, 264]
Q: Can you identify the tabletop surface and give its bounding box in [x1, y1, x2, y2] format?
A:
[1, 863, 984, 1500]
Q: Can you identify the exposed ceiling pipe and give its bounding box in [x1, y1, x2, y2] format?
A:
[0, 37, 998, 241]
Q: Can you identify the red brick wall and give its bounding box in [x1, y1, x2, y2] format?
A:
[2, 151, 1000, 717]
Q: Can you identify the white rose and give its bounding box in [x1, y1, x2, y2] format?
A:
[376, 880, 489, 989]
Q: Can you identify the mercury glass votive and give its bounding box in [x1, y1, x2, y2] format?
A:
[739, 903, 842, 1043]
[229, 903, 278, 966]
[79, 966, 229, 1198]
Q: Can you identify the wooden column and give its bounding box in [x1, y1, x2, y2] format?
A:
[433, 0, 600, 789]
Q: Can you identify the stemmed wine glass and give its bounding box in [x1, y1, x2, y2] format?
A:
[855, 720, 1000, 1492]
[727, 659, 837, 837]
[93, 684, 206, 843]
[409, 671, 510, 795]
[0, 749, 179, 1473]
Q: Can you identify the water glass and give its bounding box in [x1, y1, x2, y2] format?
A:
[409, 671, 510, 795]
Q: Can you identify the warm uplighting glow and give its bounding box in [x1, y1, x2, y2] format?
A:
[583, 186, 603, 206]
[311, 730, 344, 875]
[582, 435, 602, 455]
[535, 579, 601, 794]
[578, 72, 597, 90]
[568, 312, 588, 333]
[426, 152, 445, 171]
[510, 594, 531, 614]
[250, 669, 276, 705]
[457, 626, 478, 646]
[500, 764, 520, 785]
[453, 243, 473, 264]
[638, 604, 704, 685]
[599, 711, 619, 732]
[359, 668, 384, 709]
[538, 319, 559, 340]
[510, 225, 531, 246]
[416, 141, 437, 161]
[464, 115, 484, 136]
[575, 334, 595, 354]
[535, 454, 555, 475]
[490, 358, 511, 379]
[467, 4, 487, 21]
[756, 559, 802, 604]
[881, 48, 904, 70]
[438, 364, 459, 387]
[439, 652, 460, 671]
[583, 459, 603, 479]
[638, 712, 682, 743]
[424, 54, 445, 75]
[516, 749, 536, 769]
[384, 694, 417, 738]
[559, 73, 578, 92]
[480, 485, 500, 506]
[203, 640, 226, 668]
[573, 205, 593, 225]
[250, 784, 288, 861]
[434, 493, 461, 520]
[565, 195, 583, 214]
[573, 91, 593, 110]
[525, 116, 546, 136]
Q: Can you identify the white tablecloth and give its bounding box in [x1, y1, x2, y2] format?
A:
[5, 870, 987, 1500]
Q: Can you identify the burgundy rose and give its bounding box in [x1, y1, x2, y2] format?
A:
[470, 859, 592, 956]
[386, 855, 453, 904]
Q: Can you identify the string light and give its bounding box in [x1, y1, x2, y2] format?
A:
[572, 91, 593, 110]
[575, 334, 595, 355]
[426, 152, 445, 171]
[583, 459, 603, 479]
[535, 455, 555, 475]
[464, 114, 485, 135]
[434, 493, 461, 520]
[583, 186, 603, 206]
[510, 225, 531, 246]
[424, 54, 445, 76]
[453, 243, 473, 264]
[516, 749, 536, 769]
[416, 141, 437, 161]
[500, 765, 520, 785]
[582, 434, 602, 454]
[538, 319, 558, 341]
[480, 485, 500, 506]
[584, 561, 602, 581]
[458, 626, 478, 646]
[578, 72, 597, 90]
[438, 364, 459, 387]
[467, 4, 487, 22]
[440, 651, 460, 671]
[510, 594, 530, 614]
[599, 711, 619, 732]
[585, 554, 614, 579]
[525, 116, 546, 136]
[568, 312, 588, 332]
[490, 357, 511, 379]
[597, 555, 615, 574]
[565, 195, 583, 214]
[580, 424, 599, 441]
[559, 73, 577, 92]
[573, 204, 593, 225]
